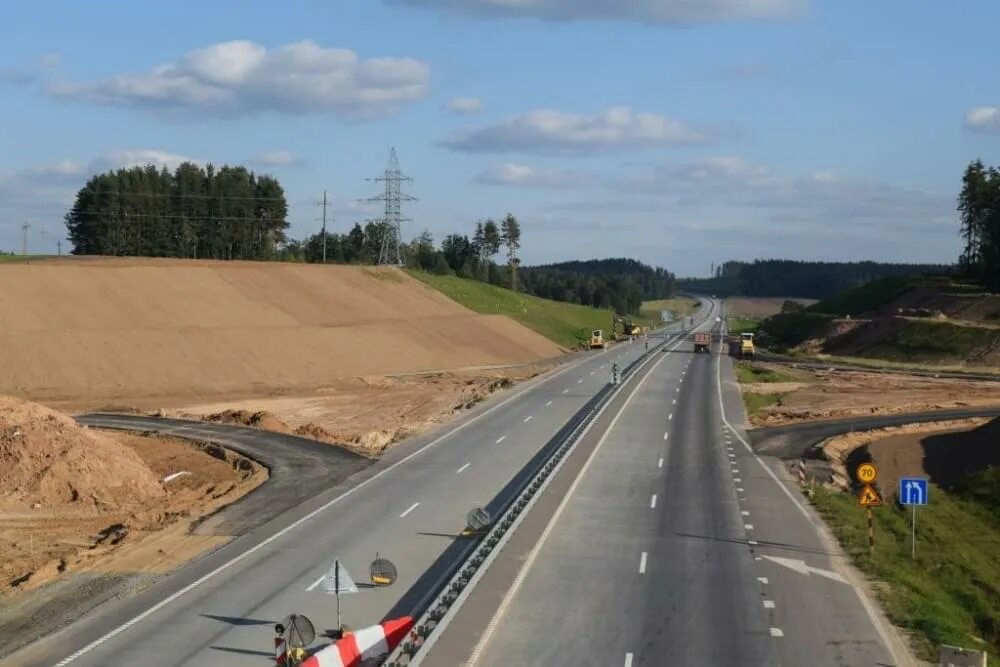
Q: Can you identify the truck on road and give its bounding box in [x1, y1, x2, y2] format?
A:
[693, 331, 711, 353]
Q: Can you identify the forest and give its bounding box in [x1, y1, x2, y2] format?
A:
[959, 159, 1000, 290]
[679, 259, 950, 299]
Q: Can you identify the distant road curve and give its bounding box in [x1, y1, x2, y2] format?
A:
[76, 414, 371, 535]
[749, 407, 1000, 460]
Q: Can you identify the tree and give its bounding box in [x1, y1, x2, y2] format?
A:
[441, 234, 473, 273]
[431, 252, 453, 275]
[482, 219, 501, 264]
[346, 223, 365, 263]
[411, 230, 436, 271]
[500, 213, 522, 290]
[65, 162, 289, 260]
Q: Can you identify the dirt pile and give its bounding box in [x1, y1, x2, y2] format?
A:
[0, 258, 562, 403]
[201, 409, 293, 434]
[0, 396, 164, 509]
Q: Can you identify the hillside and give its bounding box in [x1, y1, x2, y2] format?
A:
[0, 258, 562, 403]
[408, 270, 633, 348]
[759, 277, 1000, 367]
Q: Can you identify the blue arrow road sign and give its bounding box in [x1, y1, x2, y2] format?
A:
[899, 477, 928, 505]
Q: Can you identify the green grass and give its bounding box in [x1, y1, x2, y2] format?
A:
[733, 363, 795, 384]
[741, 391, 782, 415]
[406, 270, 622, 348]
[811, 481, 1000, 662]
[726, 316, 761, 335]
[807, 276, 913, 317]
[0, 254, 56, 263]
[641, 297, 698, 322]
[862, 318, 998, 363]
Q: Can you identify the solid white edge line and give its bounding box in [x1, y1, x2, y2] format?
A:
[456, 463, 471, 474]
[465, 329, 690, 666]
[50, 350, 594, 666]
[639, 551, 648, 574]
[400, 502, 420, 518]
[713, 322, 901, 666]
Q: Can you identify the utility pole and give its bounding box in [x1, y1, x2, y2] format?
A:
[21, 221, 29, 255]
[322, 190, 328, 263]
[57, 240, 62, 256]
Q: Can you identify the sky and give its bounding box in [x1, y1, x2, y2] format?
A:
[2, 0, 999, 276]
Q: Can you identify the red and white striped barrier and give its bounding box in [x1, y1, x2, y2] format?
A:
[300, 617, 414, 667]
[796, 459, 807, 485]
[274, 633, 287, 665]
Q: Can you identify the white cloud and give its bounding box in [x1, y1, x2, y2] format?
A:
[47, 40, 430, 118]
[387, 0, 805, 23]
[96, 149, 195, 171]
[965, 107, 1000, 133]
[446, 96, 483, 113]
[251, 150, 298, 167]
[475, 163, 590, 188]
[442, 106, 712, 153]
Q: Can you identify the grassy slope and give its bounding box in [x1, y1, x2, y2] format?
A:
[732, 361, 789, 415]
[726, 315, 761, 335]
[407, 270, 624, 349]
[811, 477, 999, 662]
[0, 254, 57, 263]
[641, 297, 698, 322]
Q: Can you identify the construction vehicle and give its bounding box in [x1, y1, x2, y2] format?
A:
[590, 329, 608, 349]
[739, 332, 756, 359]
[693, 331, 711, 353]
[612, 315, 642, 341]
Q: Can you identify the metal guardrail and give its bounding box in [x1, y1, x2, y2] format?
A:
[384, 325, 696, 666]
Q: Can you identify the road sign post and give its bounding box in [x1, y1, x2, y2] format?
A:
[856, 463, 881, 555]
[899, 477, 928, 560]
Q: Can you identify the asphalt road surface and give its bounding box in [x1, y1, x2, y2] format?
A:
[5, 307, 708, 667]
[427, 309, 901, 667]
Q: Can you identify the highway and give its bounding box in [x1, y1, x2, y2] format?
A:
[5, 307, 708, 667]
[424, 310, 903, 667]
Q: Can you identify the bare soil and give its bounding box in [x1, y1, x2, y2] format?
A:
[0, 397, 265, 600]
[741, 363, 1000, 427]
[725, 297, 817, 319]
[0, 258, 561, 403]
[171, 367, 547, 455]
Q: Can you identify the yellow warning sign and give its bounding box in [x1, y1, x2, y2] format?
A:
[857, 463, 878, 484]
[858, 484, 883, 507]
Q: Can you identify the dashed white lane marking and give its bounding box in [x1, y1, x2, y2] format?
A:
[668, 414, 673, 420]
[589, 371, 595, 375]
[624, 653, 634, 667]
[545, 400, 552, 407]
[650, 494, 657, 509]
[757, 577, 769, 584]
[737, 487, 744, 492]
[663, 432, 669, 440]
[658, 457, 664, 468]
[770, 627, 784, 638]
[305, 574, 325, 592]
[524, 415, 533, 423]
[763, 600, 775, 609]
[496, 436, 507, 444]
[744, 524, 754, 530]
[672, 398, 677, 405]
[639, 551, 648, 574]
[748, 540, 759, 545]
[734, 477, 742, 483]
[741, 510, 750, 516]
[676, 387, 680, 393]
[456, 463, 471, 474]
[732, 468, 740, 474]
[577, 379, 583, 384]
[400, 502, 420, 518]
[562, 388, 569, 394]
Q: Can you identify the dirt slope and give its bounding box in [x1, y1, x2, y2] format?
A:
[0, 258, 561, 402]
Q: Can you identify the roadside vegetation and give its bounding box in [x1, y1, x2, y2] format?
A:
[407, 270, 641, 349]
[741, 391, 782, 415]
[733, 363, 794, 384]
[811, 476, 999, 662]
[726, 315, 760, 335]
[0, 254, 56, 262]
